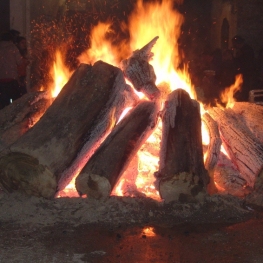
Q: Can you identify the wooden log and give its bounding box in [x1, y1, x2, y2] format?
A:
[214, 151, 251, 197]
[120, 36, 161, 100]
[202, 112, 222, 171]
[75, 100, 160, 199]
[156, 89, 209, 203]
[0, 91, 52, 152]
[208, 107, 263, 187]
[0, 61, 138, 198]
[232, 102, 263, 144]
[245, 170, 263, 207]
[201, 112, 222, 194]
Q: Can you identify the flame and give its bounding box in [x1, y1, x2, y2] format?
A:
[52, 0, 215, 199]
[129, 0, 195, 99]
[219, 74, 243, 108]
[50, 49, 73, 98]
[78, 22, 116, 66]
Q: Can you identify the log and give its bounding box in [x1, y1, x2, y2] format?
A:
[156, 89, 209, 203]
[0, 61, 138, 198]
[208, 107, 263, 187]
[245, 170, 263, 207]
[202, 112, 222, 194]
[75, 100, 160, 199]
[214, 151, 251, 197]
[231, 102, 263, 144]
[120, 36, 161, 100]
[202, 112, 222, 171]
[0, 91, 52, 151]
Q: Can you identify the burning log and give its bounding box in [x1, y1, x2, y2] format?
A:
[202, 112, 222, 171]
[214, 152, 251, 197]
[120, 36, 161, 100]
[231, 102, 263, 144]
[0, 61, 137, 198]
[156, 89, 209, 203]
[208, 107, 263, 187]
[0, 91, 52, 151]
[75, 100, 160, 199]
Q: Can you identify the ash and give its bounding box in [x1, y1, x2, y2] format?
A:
[0, 190, 252, 228]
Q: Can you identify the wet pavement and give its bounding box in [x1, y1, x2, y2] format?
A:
[1, 215, 263, 263]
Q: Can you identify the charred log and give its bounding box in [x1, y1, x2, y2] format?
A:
[208, 107, 263, 187]
[246, 170, 263, 207]
[0, 61, 137, 198]
[120, 36, 161, 100]
[75, 100, 160, 199]
[156, 89, 209, 203]
[214, 152, 251, 197]
[0, 91, 52, 151]
[232, 102, 263, 144]
[202, 112, 222, 171]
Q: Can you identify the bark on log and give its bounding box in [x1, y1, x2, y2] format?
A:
[75, 100, 160, 199]
[156, 89, 209, 203]
[0, 61, 137, 198]
[120, 36, 161, 100]
[245, 170, 263, 207]
[0, 91, 52, 151]
[202, 112, 222, 171]
[208, 107, 263, 187]
[214, 152, 251, 197]
[232, 102, 263, 144]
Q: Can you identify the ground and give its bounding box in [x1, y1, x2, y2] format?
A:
[1, 191, 263, 263]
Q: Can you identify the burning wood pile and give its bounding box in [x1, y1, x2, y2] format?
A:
[1, 0, 263, 206]
[1, 35, 263, 206]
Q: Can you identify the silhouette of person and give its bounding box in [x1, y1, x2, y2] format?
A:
[218, 49, 237, 89]
[0, 32, 23, 109]
[16, 36, 29, 96]
[232, 35, 255, 101]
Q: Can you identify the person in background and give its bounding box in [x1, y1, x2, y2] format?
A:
[0, 31, 23, 109]
[16, 36, 29, 96]
[218, 49, 237, 90]
[232, 35, 255, 101]
[9, 29, 20, 45]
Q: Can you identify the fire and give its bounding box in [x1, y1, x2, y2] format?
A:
[219, 74, 243, 108]
[78, 22, 119, 66]
[46, 0, 240, 199]
[129, 0, 196, 99]
[142, 226, 156, 237]
[50, 50, 73, 98]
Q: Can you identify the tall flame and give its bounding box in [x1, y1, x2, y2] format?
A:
[129, 0, 195, 98]
[48, 0, 242, 199]
[51, 50, 73, 98]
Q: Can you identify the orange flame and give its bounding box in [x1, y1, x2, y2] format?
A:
[219, 74, 243, 108]
[51, 49, 73, 98]
[129, 0, 195, 98]
[53, 0, 218, 199]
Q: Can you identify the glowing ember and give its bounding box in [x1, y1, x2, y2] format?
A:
[142, 227, 156, 237]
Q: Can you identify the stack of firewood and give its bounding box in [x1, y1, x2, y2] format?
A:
[1, 36, 263, 205]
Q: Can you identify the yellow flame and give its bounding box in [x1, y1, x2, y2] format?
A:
[56, 0, 214, 199]
[78, 22, 122, 66]
[51, 50, 73, 98]
[220, 74, 243, 108]
[129, 0, 195, 99]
